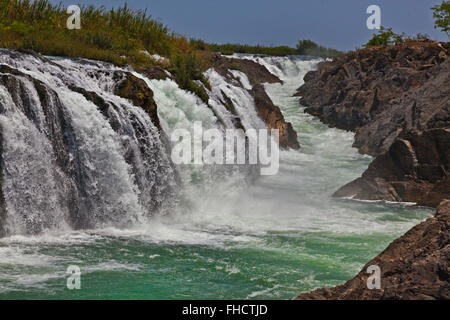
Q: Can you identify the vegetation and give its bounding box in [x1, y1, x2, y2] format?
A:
[0, 0, 345, 100]
[432, 1, 450, 37]
[295, 40, 343, 58]
[364, 27, 437, 48]
[192, 39, 343, 58]
[0, 0, 210, 101]
[364, 27, 406, 47]
[364, 1, 449, 48]
[196, 42, 297, 56]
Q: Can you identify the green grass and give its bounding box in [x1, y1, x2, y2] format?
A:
[0, 0, 344, 101]
[0, 0, 210, 101]
[193, 39, 344, 58]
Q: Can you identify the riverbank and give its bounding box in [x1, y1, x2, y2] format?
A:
[296, 41, 449, 299]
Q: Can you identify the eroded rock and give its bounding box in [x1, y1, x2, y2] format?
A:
[297, 199, 450, 300]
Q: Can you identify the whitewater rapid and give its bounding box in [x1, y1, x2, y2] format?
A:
[0, 53, 433, 299]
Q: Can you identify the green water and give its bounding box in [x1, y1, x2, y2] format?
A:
[0, 56, 432, 299]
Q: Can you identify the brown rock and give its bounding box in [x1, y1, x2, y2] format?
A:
[136, 65, 171, 81]
[334, 128, 450, 207]
[297, 199, 450, 300]
[250, 84, 300, 149]
[297, 42, 449, 206]
[210, 55, 299, 149]
[113, 72, 160, 129]
[297, 42, 449, 156]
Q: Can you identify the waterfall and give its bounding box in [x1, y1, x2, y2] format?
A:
[0, 50, 177, 235]
[0, 50, 294, 236]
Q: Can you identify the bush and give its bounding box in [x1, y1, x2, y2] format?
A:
[432, 1, 450, 37]
[0, 0, 213, 99]
[364, 27, 405, 47]
[296, 39, 343, 58]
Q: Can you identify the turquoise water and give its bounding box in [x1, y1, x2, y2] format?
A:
[0, 56, 432, 299]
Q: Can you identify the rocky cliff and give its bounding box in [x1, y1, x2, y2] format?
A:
[210, 54, 300, 149]
[297, 200, 450, 300]
[296, 42, 449, 205]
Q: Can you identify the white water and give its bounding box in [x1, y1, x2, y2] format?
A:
[0, 52, 432, 298]
[0, 50, 176, 233]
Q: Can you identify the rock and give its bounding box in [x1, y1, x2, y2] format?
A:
[297, 199, 450, 300]
[297, 42, 449, 205]
[137, 65, 171, 81]
[334, 128, 450, 207]
[297, 42, 449, 156]
[250, 84, 300, 149]
[0, 136, 5, 238]
[113, 72, 160, 129]
[208, 53, 281, 86]
[210, 54, 299, 149]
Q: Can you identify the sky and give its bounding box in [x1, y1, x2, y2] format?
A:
[53, 0, 448, 51]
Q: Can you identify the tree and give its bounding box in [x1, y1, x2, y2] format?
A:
[431, 1, 450, 37]
[364, 27, 405, 47]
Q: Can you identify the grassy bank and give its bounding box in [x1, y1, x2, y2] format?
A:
[191, 39, 344, 58]
[0, 0, 210, 101]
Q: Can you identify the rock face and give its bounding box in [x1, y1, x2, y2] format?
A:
[210, 54, 300, 149]
[209, 53, 281, 86]
[296, 42, 449, 205]
[297, 42, 449, 156]
[334, 128, 450, 207]
[250, 84, 300, 149]
[297, 200, 450, 300]
[0, 50, 177, 235]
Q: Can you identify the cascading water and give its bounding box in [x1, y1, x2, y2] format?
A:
[0, 51, 433, 299]
[0, 50, 177, 235]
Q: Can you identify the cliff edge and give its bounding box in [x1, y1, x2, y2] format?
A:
[296, 42, 449, 206]
[297, 199, 450, 300]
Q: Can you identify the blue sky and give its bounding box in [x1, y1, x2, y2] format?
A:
[53, 0, 448, 51]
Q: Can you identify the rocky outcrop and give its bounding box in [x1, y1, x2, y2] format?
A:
[0, 134, 5, 238]
[297, 42, 449, 156]
[209, 53, 281, 86]
[251, 84, 300, 149]
[334, 128, 449, 207]
[297, 199, 450, 300]
[136, 65, 171, 81]
[296, 42, 449, 205]
[210, 54, 300, 149]
[113, 72, 160, 129]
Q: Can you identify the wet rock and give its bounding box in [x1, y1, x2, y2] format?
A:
[137, 65, 171, 81]
[209, 53, 281, 86]
[250, 84, 300, 149]
[334, 128, 449, 207]
[297, 199, 450, 300]
[113, 72, 160, 129]
[297, 42, 449, 156]
[210, 54, 299, 149]
[297, 42, 449, 205]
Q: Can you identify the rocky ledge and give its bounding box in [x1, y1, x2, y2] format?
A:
[297, 199, 450, 300]
[296, 42, 449, 205]
[209, 53, 300, 149]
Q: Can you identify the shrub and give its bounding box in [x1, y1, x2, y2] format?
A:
[432, 1, 450, 37]
[296, 39, 343, 58]
[364, 27, 405, 47]
[0, 0, 209, 98]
